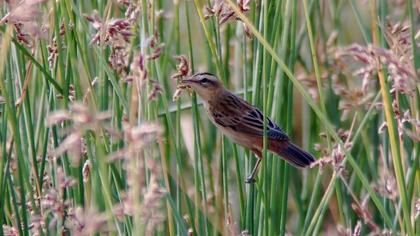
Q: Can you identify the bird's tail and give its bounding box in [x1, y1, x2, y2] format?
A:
[274, 142, 315, 168]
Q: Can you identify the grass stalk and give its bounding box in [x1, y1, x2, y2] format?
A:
[0, 1, 416, 235]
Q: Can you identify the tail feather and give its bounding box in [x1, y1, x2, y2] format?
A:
[275, 143, 315, 168]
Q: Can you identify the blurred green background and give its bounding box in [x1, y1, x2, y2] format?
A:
[0, 0, 418, 235]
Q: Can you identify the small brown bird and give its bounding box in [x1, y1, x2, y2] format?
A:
[181, 72, 315, 183]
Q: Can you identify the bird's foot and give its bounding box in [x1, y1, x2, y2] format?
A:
[245, 175, 256, 184]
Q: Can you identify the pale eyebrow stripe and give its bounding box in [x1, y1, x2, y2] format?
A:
[194, 72, 216, 77]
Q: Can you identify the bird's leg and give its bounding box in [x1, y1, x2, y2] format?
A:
[245, 158, 262, 183]
[245, 150, 262, 184]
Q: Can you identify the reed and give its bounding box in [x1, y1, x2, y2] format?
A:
[0, 0, 418, 235]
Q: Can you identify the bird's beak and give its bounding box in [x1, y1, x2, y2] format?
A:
[180, 78, 198, 86]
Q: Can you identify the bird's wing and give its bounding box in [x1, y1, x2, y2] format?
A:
[211, 93, 289, 141]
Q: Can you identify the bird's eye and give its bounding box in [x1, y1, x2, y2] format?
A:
[200, 78, 209, 84]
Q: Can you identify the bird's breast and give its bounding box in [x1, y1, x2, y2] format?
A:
[204, 103, 260, 149]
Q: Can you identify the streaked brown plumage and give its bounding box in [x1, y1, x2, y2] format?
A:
[181, 72, 315, 183]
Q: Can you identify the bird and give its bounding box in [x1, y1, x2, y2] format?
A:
[180, 72, 315, 183]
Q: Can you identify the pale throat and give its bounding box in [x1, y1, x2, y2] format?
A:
[204, 88, 226, 104]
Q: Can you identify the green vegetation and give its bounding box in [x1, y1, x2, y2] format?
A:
[0, 0, 418, 235]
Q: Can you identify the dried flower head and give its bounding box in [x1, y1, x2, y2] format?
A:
[337, 221, 363, 236]
[334, 24, 417, 122]
[109, 45, 130, 74]
[310, 155, 332, 170]
[28, 212, 45, 236]
[337, 34, 416, 96]
[332, 145, 346, 174]
[148, 80, 163, 101]
[82, 159, 91, 183]
[204, 0, 251, 25]
[378, 122, 388, 134]
[172, 84, 192, 101]
[84, 6, 140, 74]
[108, 123, 162, 161]
[351, 200, 379, 233]
[0, 0, 48, 23]
[47, 103, 110, 164]
[125, 123, 162, 150]
[172, 87, 183, 102]
[85, 12, 133, 45]
[2, 225, 19, 236]
[83, 77, 100, 104]
[67, 207, 109, 236]
[338, 89, 375, 120]
[41, 188, 70, 223]
[375, 172, 398, 201]
[353, 221, 362, 236]
[384, 21, 413, 63]
[141, 164, 166, 234]
[311, 144, 347, 176]
[56, 167, 76, 189]
[117, 0, 131, 6]
[124, 52, 164, 103]
[204, 0, 252, 37]
[1, 0, 49, 47]
[400, 110, 420, 142]
[125, 3, 141, 23]
[47, 37, 58, 69]
[47, 103, 110, 128]
[45, 110, 70, 127]
[129, 53, 147, 82]
[171, 55, 190, 80]
[51, 132, 83, 161]
[107, 121, 165, 233]
[146, 30, 165, 60]
[415, 198, 420, 219]
[296, 72, 328, 101]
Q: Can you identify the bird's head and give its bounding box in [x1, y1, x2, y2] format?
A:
[180, 72, 224, 101]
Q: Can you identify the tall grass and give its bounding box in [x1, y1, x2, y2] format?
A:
[0, 0, 418, 235]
